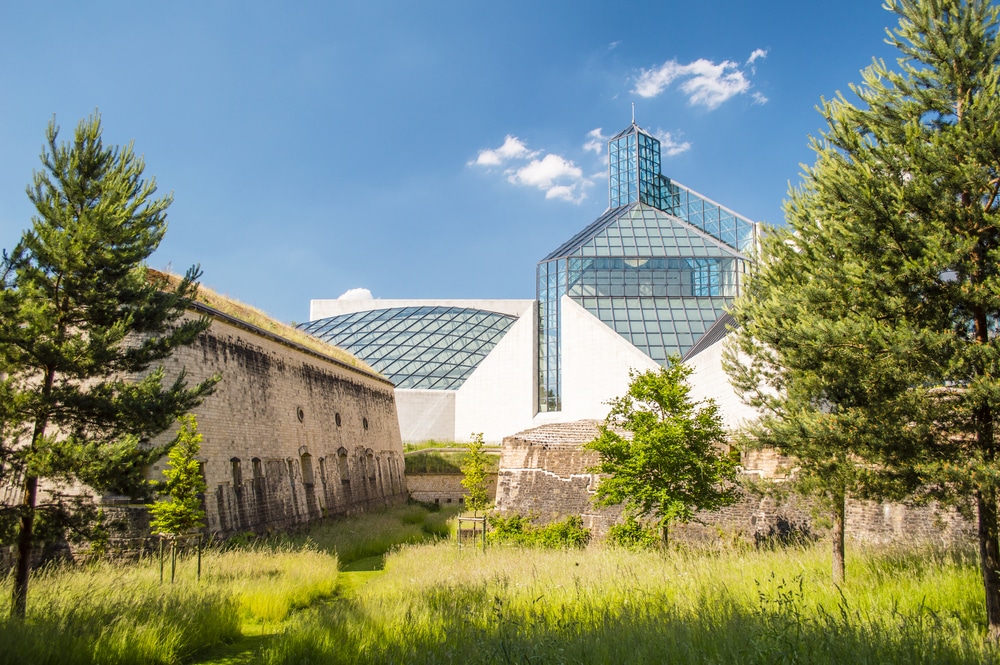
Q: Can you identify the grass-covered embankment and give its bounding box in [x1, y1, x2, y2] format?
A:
[259, 541, 995, 665]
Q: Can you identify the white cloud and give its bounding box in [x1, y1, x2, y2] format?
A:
[751, 91, 769, 105]
[746, 48, 768, 66]
[584, 128, 608, 154]
[338, 287, 373, 300]
[633, 50, 768, 110]
[470, 134, 595, 204]
[509, 153, 583, 189]
[653, 130, 691, 156]
[470, 135, 537, 166]
[544, 185, 583, 203]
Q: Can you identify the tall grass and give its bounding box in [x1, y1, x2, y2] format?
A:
[0, 543, 339, 665]
[288, 503, 457, 563]
[259, 541, 995, 664]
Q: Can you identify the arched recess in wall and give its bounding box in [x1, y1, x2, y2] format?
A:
[366, 449, 376, 483]
[231, 457, 243, 488]
[337, 447, 349, 484]
[318, 457, 327, 486]
[300, 452, 315, 487]
[251, 457, 263, 482]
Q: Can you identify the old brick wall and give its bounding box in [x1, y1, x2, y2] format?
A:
[496, 420, 975, 545]
[495, 421, 623, 533]
[406, 472, 498, 506]
[144, 306, 408, 537]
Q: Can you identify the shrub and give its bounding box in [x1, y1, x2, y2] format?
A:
[607, 515, 660, 551]
[487, 514, 590, 549]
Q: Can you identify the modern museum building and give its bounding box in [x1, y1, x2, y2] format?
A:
[299, 121, 760, 442]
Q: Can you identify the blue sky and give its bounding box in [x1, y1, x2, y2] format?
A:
[0, 1, 900, 323]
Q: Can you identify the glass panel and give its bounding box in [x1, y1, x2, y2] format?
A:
[297, 306, 518, 390]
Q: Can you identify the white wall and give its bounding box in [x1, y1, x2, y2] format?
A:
[394, 389, 456, 442]
[454, 301, 537, 443]
[553, 295, 660, 424]
[686, 337, 759, 431]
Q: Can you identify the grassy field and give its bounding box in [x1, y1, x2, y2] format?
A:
[0, 503, 452, 665]
[2, 505, 996, 664]
[0, 544, 338, 665]
[259, 541, 995, 665]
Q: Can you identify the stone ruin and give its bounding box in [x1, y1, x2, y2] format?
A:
[495, 420, 975, 546]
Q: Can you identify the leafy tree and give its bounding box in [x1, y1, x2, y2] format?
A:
[726, 0, 1000, 631]
[0, 114, 216, 618]
[148, 415, 208, 537]
[585, 361, 739, 548]
[461, 432, 492, 516]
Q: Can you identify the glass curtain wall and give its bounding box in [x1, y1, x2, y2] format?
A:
[536, 121, 757, 412]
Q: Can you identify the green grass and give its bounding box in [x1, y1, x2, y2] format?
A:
[0, 543, 339, 665]
[285, 502, 459, 563]
[4, 507, 994, 665]
[402, 440, 502, 453]
[404, 451, 465, 474]
[258, 541, 995, 665]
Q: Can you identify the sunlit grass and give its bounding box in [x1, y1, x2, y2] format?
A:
[0, 543, 339, 665]
[284, 502, 459, 564]
[259, 541, 994, 665]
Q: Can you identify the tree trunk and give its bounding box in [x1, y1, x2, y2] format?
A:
[11, 474, 38, 618]
[832, 493, 845, 584]
[973, 282, 1000, 636]
[661, 524, 669, 550]
[11, 368, 54, 619]
[978, 489, 1000, 638]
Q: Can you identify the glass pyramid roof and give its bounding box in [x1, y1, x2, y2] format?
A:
[544, 203, 746, 261]
[298, 306, 517, 390]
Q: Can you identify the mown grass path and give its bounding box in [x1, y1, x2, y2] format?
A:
[192, 554, 386, 665]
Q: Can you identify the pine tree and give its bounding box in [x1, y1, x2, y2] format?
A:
[148, 415, 208, 537]
[1, 114, 216, 618]
[726, 0, 1000, 631]
[461, 433, 492, 516]
[585, 362, 739, 548]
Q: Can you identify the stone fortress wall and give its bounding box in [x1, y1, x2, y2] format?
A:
[144, 302, 408, 537]
[495, 421, 975, 545]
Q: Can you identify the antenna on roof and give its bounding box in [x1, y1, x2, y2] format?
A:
[631, 102, 635, 124]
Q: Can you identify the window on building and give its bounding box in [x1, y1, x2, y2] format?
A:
[231, 458, 242, 487]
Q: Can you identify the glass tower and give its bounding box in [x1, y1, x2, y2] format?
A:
[536, 121, 757, 413]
